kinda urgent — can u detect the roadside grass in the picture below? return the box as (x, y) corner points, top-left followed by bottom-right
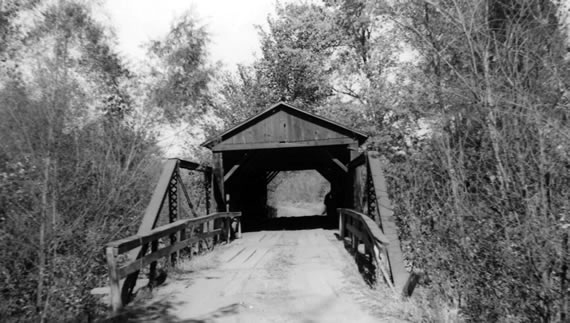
(342, 261), (463, 322)
(371, 286), (463, 323)
(339, 241), (463, 323)
(174, 246), (223, 274)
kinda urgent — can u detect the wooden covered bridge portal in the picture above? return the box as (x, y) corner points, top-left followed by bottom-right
(201, 102), (367, 230)
(104, 102), (418, 316)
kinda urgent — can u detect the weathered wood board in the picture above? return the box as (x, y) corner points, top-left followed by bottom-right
(224, 110), (345, 145)
(203, 103), (367, 152)
(367, 153), (410, 292)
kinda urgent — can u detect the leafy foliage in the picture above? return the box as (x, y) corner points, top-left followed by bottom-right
(0, 1), (160, 321)
(381, 0), (569, 321)
(147, 12), (215, 122)
(215, 2), (340, 124)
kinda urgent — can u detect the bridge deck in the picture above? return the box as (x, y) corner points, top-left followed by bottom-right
(138, 229), (393, 322)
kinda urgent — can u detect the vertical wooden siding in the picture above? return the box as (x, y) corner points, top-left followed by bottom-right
(224, 110), (346, 145)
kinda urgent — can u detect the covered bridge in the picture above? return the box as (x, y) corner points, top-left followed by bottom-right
(201, 102), (367, 230)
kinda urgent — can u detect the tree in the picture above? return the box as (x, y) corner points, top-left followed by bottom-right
(214, 64), (274, 126)
(383, 0), (569, 321)
(213, 2), (343, 132)
(146, 12), (216, 123)
(323, 0), (411, 130)
(255, 2), (339, 111)
(0, 1), (160, 321)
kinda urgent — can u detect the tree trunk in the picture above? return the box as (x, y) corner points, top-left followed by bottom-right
(561, 231), (568, 323)
(37, 155), (50, 320)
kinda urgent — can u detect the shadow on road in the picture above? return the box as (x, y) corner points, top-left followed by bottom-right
(100, 299), (242, 323)
(243, 215), (337, 232)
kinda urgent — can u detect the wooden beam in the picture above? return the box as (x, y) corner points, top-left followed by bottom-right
(121, 160), (178, 305)
(121, 158), (178, 299)
(338, 208), (397, 293)
(338, 208), (390, 245)
(402, 272), (422, 297)
(118, 230), (221, 278)
(137, 159), (178, 235)
(178, 159), (211, 172)
(223, 152), (252, 183)
(212, 138), (356, 152)
(318, 148), (348, 173)
(348, 144), (363, 210)
(107, 212), (242, 254)
(331, 157), (348, 173)
(106, 247), (121, 314)
(224, 164), (240, 182)
(109, 219), (189, 254)
(212, 152), (225, 212)
(348, 152), (365, 169)
(367, 152), (409, 294)
(346, 223), (373, 248)
(265, 170), (279, 184)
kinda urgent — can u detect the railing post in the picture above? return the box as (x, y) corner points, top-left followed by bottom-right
(178, 227), (186, 260)
(338, 210), (345, 238)
(225, 194), (230, 212)
(188, 225), (194, 259)
(211, 219), (216, 249)
(373, 245), (395, 291)
(202, 220), (208, 250)
(149, 240), (158, 285)
(204, 170), (211, 214)
(365, 244), (372, 262)
(105, 246), (122, 314)
(225, 217), (231, 243)
(351, 230), (357, 253)
(236, 217), (242, 239)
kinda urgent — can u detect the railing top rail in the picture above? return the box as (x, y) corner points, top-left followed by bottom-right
(107, 212), (241, 253)
(338, 208), (390, 245)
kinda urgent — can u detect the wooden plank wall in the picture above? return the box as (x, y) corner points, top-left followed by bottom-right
(224, 110), (346, 145)
(212, 152), (225, 212)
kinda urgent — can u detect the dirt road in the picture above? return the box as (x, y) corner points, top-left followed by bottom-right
(143, 228), (386, 322)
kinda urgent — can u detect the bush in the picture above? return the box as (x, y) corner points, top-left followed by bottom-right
(384, 106), (568, 321)
(0, 117), (160, 321)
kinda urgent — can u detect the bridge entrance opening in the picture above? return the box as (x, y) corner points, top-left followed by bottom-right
(267, 170), (329, 217)
(201, 102), (367, 232)
(256, 170), (331, 231)
(106, 103), (416, 314)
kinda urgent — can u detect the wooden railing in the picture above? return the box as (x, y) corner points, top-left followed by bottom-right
(104, 158), (237, 314)
(105, 211), (241, 313)
(338, 208), (394, 289)
(345, 151), (420, 297)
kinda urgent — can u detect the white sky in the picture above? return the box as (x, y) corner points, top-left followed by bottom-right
(102, 0), (294, 156)
(104, 0), (570, 70)
(103, 0), (284, 70)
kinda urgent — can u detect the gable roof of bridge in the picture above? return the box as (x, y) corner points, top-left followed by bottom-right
(201, 102), (367, 151)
